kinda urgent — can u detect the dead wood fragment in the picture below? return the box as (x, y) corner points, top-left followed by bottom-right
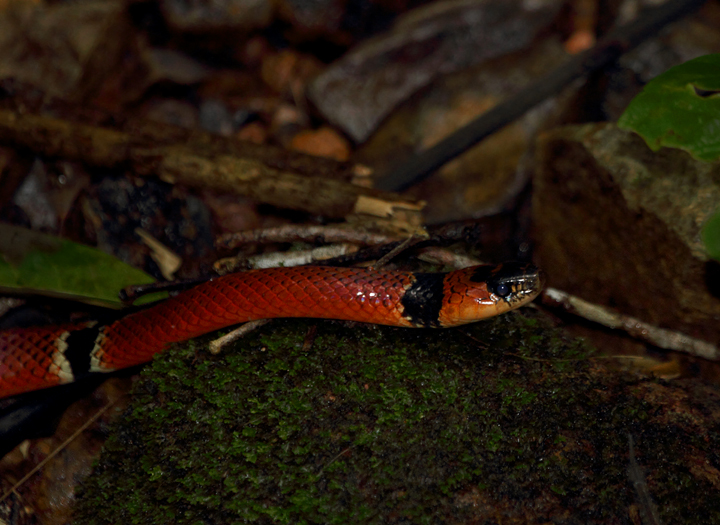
(0, 110), (130, 167)
(121, 118), (360, 181)
(543, 287), (719, 361)
(133, 145), (412, 218)
(217, 225), (399, 250)
(348, 195), (427, 235)
(0, 107), (419, 218)
(134, 228), (182, 281)
(208, 320), (270, 355)
(214, 244), (357, 275)
(219, 218), (511, 267)
(0, 78), (360, 182)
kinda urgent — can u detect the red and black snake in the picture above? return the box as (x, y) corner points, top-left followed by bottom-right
(0, 262), (543, 399)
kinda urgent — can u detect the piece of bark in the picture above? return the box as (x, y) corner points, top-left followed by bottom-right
(132, 144), (416, 218)
(308, 0), (561, 142)
(0, 107), (416, 219)
(0, 78), (360, 182)
(216, 244), (358, 274)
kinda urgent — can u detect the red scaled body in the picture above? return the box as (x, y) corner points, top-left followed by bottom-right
(94, 266), (415, 371)
(0, 264), (543, 398)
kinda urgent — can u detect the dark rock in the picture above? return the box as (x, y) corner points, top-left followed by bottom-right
(533, 123), (720, 344)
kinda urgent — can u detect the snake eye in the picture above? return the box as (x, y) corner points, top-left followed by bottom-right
(494, 282), (510, 297)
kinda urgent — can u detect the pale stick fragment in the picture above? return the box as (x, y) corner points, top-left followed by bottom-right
(543, 287), (719, 361)
(352, 194), (425, 218)
(350, 164), (374, 187)
(214, 244), (357, 275)
(627, 434), (663, 525)
(135, 228), (182, 280)
(208, 320), (270, 355)
(351, 195), (426, 235)
(247, 245), (357, 269)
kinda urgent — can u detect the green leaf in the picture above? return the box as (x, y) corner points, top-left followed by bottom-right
(618, 54), (720, 161)
(702, 209), (720, 262)
(0, 224), (165, 308)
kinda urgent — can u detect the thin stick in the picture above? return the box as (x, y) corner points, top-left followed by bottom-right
(217, 225), (398, 250)
(373, 234), (427, 269)
(208, 320), (271, 355)
(0, 397), (120, 503)
(214, 244), (357, 275)
(542, 287), (719, 361)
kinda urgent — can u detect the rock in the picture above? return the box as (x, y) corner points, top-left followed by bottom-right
(260, 49), (323, 98)
(234, 121), (267, 144)
(290, 126), (350, 161)
(533, 123), (720, 344)
(143, 48), (212, 86)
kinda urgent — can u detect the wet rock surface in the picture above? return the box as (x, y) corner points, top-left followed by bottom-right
(72, 317), (720, 524)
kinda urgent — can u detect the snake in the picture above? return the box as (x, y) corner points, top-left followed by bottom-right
(0, 262), (543, 399)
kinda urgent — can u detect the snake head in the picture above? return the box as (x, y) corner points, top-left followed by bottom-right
(438, 262), (545, 327)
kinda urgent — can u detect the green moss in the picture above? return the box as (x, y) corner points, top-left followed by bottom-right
(74, 313), (720, 524)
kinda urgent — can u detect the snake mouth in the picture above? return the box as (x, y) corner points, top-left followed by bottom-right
(521, 265), (545, 299)
(536, 269), (547, 293)
(520, 268), (545, 304)
(481, 262), (544, 304)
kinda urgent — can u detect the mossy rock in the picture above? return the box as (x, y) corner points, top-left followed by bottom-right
(74, 314), (720, 524)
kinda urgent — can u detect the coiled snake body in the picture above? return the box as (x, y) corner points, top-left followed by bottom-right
(0, 262), (543, 399)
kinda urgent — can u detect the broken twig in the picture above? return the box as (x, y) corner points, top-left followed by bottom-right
(214, 244), (358, 274)
(208, 320), (271, 354)
(0, 107), (420, 218)
(543, 287), (719, 361)
(216, 225), (399, 250)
